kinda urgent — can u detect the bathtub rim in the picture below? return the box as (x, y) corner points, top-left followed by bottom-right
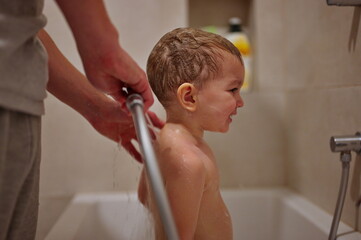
(45, 187), (361, 240)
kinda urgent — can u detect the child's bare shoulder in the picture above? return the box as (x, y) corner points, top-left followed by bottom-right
(157, 123), (207, 171)
(158, 124), (194, 146)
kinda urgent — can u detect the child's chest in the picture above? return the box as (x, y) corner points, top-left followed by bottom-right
(199, 145), (220, 191)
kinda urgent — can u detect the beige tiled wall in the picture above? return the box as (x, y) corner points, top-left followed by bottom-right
(282, 1), (361, 228)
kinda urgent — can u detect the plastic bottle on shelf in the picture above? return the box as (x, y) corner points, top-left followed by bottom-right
(225, 17), (252, 92)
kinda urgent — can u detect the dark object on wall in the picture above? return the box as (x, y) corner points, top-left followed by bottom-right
(327, 0), (361, 6)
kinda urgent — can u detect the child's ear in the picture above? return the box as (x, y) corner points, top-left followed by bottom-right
(177, 83), (197, 112)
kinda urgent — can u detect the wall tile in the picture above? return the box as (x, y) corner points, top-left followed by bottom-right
(284, 1), (361, 90)
(253, 0), (285, 91)
(286, 86), (361, 227)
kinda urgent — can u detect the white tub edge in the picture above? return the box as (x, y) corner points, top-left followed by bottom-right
(45, 188), (361, 240)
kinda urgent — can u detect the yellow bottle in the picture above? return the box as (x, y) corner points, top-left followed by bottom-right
(225, 17), (252, 92)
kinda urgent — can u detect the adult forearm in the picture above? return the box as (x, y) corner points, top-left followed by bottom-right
(37, 29), (159, 157)
(53, 0), (154, 110)
(55, 0), (119, 54)
(38, 29), (111, 120)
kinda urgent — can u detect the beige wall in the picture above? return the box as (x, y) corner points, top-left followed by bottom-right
(249, 0), (361, 229)
(282, 1), (361, 228)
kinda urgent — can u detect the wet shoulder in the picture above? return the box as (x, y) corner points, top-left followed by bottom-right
(157, 123), (196, 149)
(156, 123), (206, 169)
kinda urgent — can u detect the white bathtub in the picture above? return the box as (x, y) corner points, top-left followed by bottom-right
(45, 188), (361, 240)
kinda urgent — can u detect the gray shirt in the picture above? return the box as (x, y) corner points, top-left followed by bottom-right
(0, 0), (48, 116)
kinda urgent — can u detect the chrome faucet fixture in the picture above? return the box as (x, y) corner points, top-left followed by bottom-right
(329, 132), (361, 240)
(330, 132), (361, 154)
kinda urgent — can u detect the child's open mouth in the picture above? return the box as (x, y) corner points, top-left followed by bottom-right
(229, 112), (237, 122)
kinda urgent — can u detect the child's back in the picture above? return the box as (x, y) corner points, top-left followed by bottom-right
(138, 123), (232, 240)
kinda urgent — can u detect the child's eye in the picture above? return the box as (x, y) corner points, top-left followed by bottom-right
(229, 88), (238, 93)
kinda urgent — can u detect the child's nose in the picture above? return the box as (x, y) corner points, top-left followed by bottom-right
(236, 94), (244, 108)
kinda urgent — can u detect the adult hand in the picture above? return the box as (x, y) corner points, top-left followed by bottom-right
(55, 0), (154, 111)
(86, 98), (164, 163)
(85, 44), (153, 112)
(40, 29), (164, 163)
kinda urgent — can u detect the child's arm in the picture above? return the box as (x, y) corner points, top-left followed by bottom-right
(163, 151), (206, 240)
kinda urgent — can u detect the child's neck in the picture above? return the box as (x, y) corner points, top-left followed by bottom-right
(166, 111), (204, 140)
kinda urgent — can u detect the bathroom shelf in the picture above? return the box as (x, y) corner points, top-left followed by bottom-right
(188, 0), (252, 30)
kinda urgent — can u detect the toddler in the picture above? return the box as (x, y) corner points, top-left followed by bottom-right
(138, 27), (244, 240)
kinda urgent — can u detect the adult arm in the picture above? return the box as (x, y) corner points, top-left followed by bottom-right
(54, 0), (154, 110)
(38, 29), (163, 162)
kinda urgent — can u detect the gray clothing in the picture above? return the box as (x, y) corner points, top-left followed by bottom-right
(0, 0), (47, 239)
(0, 0), (48, 116)
(0, 107), (41, 240)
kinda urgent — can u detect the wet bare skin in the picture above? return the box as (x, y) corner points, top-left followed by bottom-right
(138, 123), (232, 240)
(138, 52), (244, 240)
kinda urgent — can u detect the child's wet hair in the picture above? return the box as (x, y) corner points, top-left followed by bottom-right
(146, 27), (242, 107)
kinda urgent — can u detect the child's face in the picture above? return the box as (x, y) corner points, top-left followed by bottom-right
(196, 52), (244, 133)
